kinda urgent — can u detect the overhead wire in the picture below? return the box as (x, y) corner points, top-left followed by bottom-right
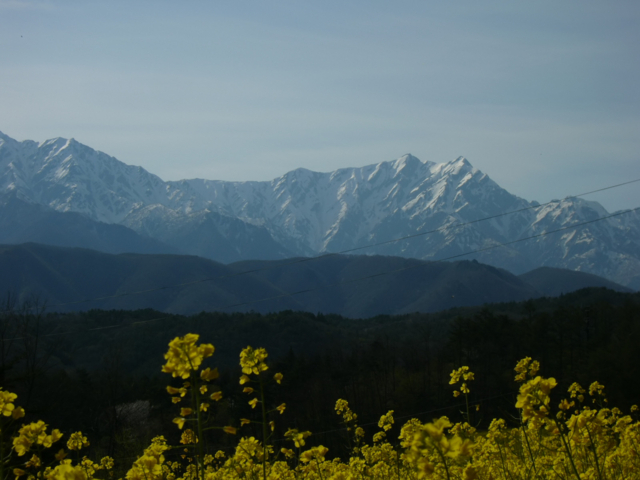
(4, 176), (639, 315)
(5, 204), (639, 342)
(113, 389), (519, 459)
(277, 390), (519, 442)
(2, 177), (637, 456)
(215, 206), (640, 311)
(1, 189), (637, 445)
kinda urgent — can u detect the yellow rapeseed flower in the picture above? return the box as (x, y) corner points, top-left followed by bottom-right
(516, 376), (557, 423)
(100, 456), (114, 470)
(173, 417), (186, 429)
(281, 448), (295, 459)
(66, 431), (89, 451)
(25, 454), (41, 468)
(514, 357), (540, 382)
(378, 410), (394, 431)
(200, 367), (219, 382)
(162, 334), (214, 379)
(559, 399), (575, 411)
(285, 429), (311, 448)
(46, 462), (88, 480)
(424, 417), (452, 441)
(239, 346), (269, 375)
(335, 399), (357, 423)
(450, 367), (474, 396)
(180, 429), (198, 445)
(450, 366), (473, 385)
(0, 389), (18, 416)
(300, 445), (328, 463)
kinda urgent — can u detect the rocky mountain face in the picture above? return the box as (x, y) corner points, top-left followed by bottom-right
(1, 130), (638, 287)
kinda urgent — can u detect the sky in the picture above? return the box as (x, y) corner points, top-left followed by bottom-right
(1, 0), (639, 212)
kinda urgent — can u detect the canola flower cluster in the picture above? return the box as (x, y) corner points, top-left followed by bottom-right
(1, 336), (639, 480)
(0, 388), (112, 480)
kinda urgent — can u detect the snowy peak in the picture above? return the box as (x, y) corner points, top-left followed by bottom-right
(0, 131), (638, 287)
(0, 132), (527, 247)
(0, 133), (169, 223)
(430, 156), (474, 178)
(0, 131), (16, 143)
(391, 153), (424, 175)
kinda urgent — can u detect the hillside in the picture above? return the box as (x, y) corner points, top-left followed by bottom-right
(0, 243), (632, 318)
(519, 266), (633, 296)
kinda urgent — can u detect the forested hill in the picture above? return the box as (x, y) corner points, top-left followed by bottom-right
(0, 242), (632, 317)
(20, 286), (638, 375)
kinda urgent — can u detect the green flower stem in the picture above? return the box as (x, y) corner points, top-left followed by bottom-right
(260, 376), (268, 480)
(520, 425), (539, 479)
(464, 391), (470, 426)
(496, 443), (514, 480)
(191, 371), (205, 480)
(556, 426), (581, 480)
(585, 426), (603, 480)
(314, 457), (325, 480)
(1, 421), (5, 480)
(553, 416), (582, 480)
(431, 442), (451, 480)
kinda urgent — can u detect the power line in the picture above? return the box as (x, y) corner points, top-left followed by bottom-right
(6, 205), (639, 343)
(268, 390), (519, 445)
(5, 177), (639, 315)
(335, 177), (640, 256)
(206, 206), (640, 311)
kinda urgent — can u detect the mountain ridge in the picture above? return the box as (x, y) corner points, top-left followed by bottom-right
(0, 243), (632, 318)
(1, 131), (639, 286)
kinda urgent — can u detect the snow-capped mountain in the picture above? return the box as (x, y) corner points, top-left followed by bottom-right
(0, 131), (169, 223)
(1, 130), (638, 287)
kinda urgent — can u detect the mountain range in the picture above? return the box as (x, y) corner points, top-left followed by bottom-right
(1, 130), (639, 288)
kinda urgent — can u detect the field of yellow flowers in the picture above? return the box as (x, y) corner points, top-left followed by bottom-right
(2, 333), (639, 480)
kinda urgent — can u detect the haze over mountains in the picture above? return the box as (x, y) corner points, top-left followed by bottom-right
(0, 243), (631, 317)
(1, 131), (639, 289)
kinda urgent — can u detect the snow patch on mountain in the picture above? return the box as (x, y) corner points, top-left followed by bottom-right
(1, 131), (639, 286)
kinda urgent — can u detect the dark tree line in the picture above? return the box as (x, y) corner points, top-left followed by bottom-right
(1, 288), (639, 468)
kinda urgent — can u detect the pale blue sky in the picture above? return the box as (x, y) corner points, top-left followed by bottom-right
(1, 0), (639, 211)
